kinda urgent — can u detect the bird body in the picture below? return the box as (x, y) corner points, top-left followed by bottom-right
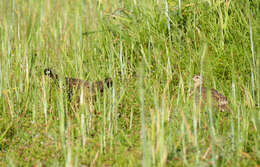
(44, 68), (112, 103)
(192, 75), (229, 111)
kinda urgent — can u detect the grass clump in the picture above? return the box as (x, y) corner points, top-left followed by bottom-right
(0, 0), (259, 166)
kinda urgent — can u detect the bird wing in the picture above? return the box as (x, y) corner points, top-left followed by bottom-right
(210, 88), (228, 105)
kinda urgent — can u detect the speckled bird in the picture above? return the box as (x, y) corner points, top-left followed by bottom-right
(191, 75), (229, 111)
(44, 68), (112, 103)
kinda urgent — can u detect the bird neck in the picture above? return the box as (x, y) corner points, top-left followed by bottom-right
(50, 73), (59, 80)
(194, 81), (202, 88)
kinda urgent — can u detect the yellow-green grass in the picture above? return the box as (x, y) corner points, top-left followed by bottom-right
(0, 0), (259, 166)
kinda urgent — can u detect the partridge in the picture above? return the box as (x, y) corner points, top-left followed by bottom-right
(191, 75), (229, 111)
(44, 68), (112, 103)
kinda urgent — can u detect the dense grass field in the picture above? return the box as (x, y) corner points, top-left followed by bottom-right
(0, 0), (259, 166)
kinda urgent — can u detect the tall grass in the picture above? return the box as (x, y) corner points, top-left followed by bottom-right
(0, 0), (259, 166)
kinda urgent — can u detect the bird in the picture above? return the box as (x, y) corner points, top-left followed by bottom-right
(44, 68), (112, 104)
(190, 75), (229, 111)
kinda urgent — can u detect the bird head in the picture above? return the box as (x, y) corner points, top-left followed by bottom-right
(193, 75), (202, 87)
(44, 68), (53, 76)
(44, 68), (58, 79)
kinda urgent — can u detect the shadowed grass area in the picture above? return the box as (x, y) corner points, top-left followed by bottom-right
(0, 0), (259, 166)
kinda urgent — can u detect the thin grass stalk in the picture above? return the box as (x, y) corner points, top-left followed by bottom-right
(81, 113), (86, 147)
(193, 101), (200, 163)
(120, 41), (125, 79)
(58, 80), (66, 151)
(199, 43), (207, 130)
(249, 19), (256, 100)
(139, 65), (151, 167)
(178, 0), (181, 14)
(181, 111), (188, 165)
(0, 63), (2, 100)
(164, 0), (171, 38)
(130, 108), (133, 129)
(231, 82), (236, 151)
(32, 103), (36, 124)
(208, 96), (216, 167)
(159, 100), (167, 167)
(237, 103), (241, 150)
(113, 80), (117, 132)
(102, 91), (108, 153)
(153, 90), (159, 165)
(66, 120), (72, 167)
(42, 77), (48, 125)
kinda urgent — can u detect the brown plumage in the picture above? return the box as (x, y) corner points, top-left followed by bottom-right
(44, 68), (112, 103)
(191, 75), (229, 111)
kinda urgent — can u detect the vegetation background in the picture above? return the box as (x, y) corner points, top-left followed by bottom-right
(0, 0), (259, 166)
